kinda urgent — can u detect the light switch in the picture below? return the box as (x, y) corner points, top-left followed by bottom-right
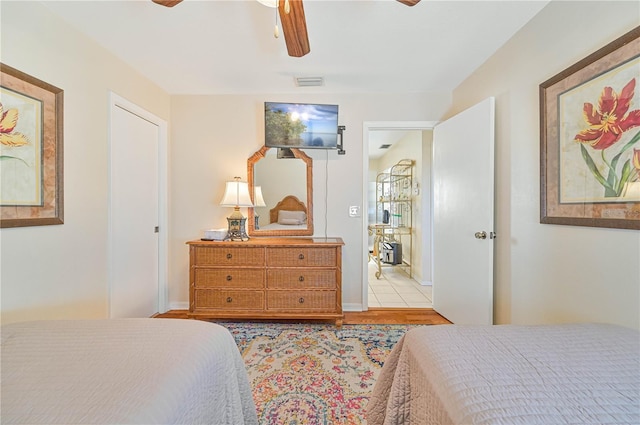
(349, 206), (360, 217)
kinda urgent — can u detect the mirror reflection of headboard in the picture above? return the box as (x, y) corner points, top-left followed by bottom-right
(247, 147), (313, 236)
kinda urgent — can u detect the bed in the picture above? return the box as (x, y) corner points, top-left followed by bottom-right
(1, 318), (258, 425)
(367, 323), (640, 425)
(259, 194), (308, 230)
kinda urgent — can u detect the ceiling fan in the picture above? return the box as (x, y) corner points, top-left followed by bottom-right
(152, 0), (420, 58)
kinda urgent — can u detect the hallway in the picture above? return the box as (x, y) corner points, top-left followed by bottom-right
(367, 262), (432, 308)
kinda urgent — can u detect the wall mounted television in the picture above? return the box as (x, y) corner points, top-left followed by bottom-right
(264, 102), (339, 149)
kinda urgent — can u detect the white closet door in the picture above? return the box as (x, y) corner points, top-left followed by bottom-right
(110, 105), (159, 318)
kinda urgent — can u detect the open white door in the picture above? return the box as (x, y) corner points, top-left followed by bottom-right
(432, 97), (495, 324)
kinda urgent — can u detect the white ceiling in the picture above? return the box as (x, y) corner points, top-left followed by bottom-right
(369, 130), (412, 159)
(39, 0), (548, 156)
(40, 0), (549, 95)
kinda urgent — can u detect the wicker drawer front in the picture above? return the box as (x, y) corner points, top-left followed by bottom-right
(267, 247), (336, 267)
(267, 269), (336, 289)
(194, 289), (264, 310)
(194, 247), (264, 266)
(267, 290), (336, 310)
(194, 268), (264, 289)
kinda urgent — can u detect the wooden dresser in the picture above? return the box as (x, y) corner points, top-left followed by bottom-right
(187, 237), (344, 326)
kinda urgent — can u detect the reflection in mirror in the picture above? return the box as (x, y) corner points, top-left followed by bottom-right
(247, 147), (313, 236)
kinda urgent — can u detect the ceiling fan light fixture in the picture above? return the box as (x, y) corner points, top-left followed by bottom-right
(257, 0), (277, 8)
(151, 0), (183, 7)
(294, 76), (324, 87)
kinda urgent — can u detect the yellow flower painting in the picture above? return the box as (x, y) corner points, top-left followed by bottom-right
(0, 88), (42, 206)
(0, 101), (31, 148)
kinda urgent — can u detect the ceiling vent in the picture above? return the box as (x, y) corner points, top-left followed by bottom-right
(379, 144), (392, 149)
(294, 76), (324, 87)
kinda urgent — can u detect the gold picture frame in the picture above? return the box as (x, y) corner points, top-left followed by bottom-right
(540, 26), (640, 230)
(0, 64), (63, 228)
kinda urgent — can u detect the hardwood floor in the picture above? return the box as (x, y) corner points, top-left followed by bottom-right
(154, 308), (451, 325)
(345, 308), (450, 325)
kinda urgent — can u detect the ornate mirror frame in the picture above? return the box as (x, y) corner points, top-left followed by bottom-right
(247, 146), (313, 237)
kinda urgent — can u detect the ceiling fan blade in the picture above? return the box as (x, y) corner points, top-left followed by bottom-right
(397, 0), (421, 6)
(152, 0), (183, 7)
(278, 0), (310, 58)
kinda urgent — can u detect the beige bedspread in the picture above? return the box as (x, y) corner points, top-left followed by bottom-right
(1, 319), (258, 425)
(367, 323), (640, 425)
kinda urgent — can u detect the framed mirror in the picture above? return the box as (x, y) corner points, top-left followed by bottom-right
(247, 146), (313, 237)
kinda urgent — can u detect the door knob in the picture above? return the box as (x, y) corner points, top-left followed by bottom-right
(474, 231), (487, 239)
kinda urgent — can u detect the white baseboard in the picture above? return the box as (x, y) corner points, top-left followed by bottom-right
(169, 301), (189, 311)
(343, 303), (364, 312)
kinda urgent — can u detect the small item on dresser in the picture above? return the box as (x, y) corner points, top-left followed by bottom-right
(202, 229), (227, 241)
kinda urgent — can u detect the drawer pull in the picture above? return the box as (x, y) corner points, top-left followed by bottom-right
(298, 297), (305, 304)
(226, 275), (233, 281)
(226, 253), (232, 260)
(298, 276), (305, 282)
(226, 297), (233, 303)
(298, 253), (305, 260)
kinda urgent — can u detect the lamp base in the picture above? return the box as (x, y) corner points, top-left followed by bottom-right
(224, 216), (249, 241)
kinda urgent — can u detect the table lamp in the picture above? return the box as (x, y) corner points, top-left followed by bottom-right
(220, 177), (253, 241)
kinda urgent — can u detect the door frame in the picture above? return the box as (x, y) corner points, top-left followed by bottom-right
(362, 121), (438, 311)
(108, 92), (169, 315)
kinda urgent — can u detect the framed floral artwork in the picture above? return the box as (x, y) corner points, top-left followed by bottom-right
(540, 26), (640, 230)
(0, 64), (63, 228)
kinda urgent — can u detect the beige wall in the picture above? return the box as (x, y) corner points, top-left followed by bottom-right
(0, 2), (170, 323)
(447, 1), (640, 328)
(168, 95), (450, 309)
(420, 131), (433, 285)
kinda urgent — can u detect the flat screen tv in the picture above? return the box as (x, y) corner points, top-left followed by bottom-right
(265, 102), (339, 149)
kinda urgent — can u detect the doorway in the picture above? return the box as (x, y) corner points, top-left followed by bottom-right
(108, 93), (168, 318)
(362, 99), (495, 323)
(362, 121), (437, 310)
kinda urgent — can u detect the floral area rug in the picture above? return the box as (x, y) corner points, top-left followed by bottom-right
(217, 322), (418, 425)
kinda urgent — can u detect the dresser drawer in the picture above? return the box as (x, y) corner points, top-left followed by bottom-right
(194, 268), (264, 289)
(267, 290), (336, 310)
(266, 247), (336, 267)
(193, 247), (265, 266)
(187, 238), (344, 325)
(194, 289), (264, 310)
(267, 269), (336, 289)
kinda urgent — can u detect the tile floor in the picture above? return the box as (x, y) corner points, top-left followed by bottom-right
(367, 261), (433, 308)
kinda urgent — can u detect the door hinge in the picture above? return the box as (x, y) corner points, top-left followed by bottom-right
(154, 226), (159, 233)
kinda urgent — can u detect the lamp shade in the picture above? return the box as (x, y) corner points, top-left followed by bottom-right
(220, 178), (254, 207)
(253, 186), (267, 207)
